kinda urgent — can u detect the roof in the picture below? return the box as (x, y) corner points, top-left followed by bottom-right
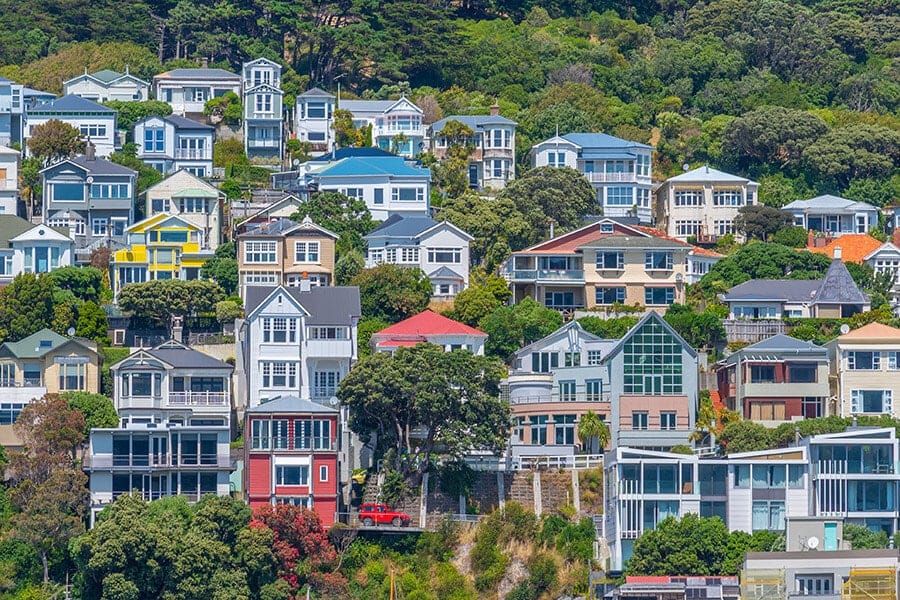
(244, 286), (361, 325)
(298, 87), (334, 98)
(0, 215), (40, 248)
(783, 194), (878, 213)
(163, 114), (214, 130)
(171, 188), (218, 199)
(366, 214), (437, 238)
(90, 69), (124, 83)
(30, 94), (114, 113)
(428, 266), (465, 280)
(807, 234), (883, 264)
(66, 156), (137, 176)
(0, 328), (83, 359)
(373, 310), (487, 339)
(155, 68), (240, 80)
(812, 258), (869, 305)
(0, 145), (18, 155)
(664, 165), (755, 184)
(317, 156), (430, 178)
(578, 235), (685, 250)
(865, 241), (900, 261)
(838, 322), (900, 342)
(561, 132), (652, 150)
(723, 279), (821, 302)
(307, 147), (396, 163)
(513, 320), (611, 358)
(139, 340), (231, 370)
(431, 114), (517, 133)
(339, 99), (398, 112)
(631, 225), (724, 258)
(246, 395), (338, 414)
(241, 216), (338, 239)
(724, 334), (826, 365)
(602, 311), (698, 361)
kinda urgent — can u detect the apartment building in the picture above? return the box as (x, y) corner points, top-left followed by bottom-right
(827, 322), (900, 418)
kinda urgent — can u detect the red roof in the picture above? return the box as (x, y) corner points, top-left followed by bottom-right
(626, 576), (674, 584)
(807, 234), (883, 264)
(374, 310), (487, 338)
(632, 225), (724, 258)
(375, 339), (426, 348)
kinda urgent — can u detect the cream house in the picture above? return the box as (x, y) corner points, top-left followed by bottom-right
(827, 322), (900, 418)
(144, 170), (223, 250)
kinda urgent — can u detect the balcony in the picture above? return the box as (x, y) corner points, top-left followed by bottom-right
(509, 269), (584, 282)
(510, 392), (611, 405)
(248, 437), (335, 452)
(584, 172), (638, 184)
(247, 138), (280, 148)
(174, 148), (212, 160)
(84, 453), (231, 469)
(307, 338), (354, 358)
(168, 391), (229, 407)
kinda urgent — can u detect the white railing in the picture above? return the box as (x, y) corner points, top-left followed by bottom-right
(509, 269), (584, 281)
(585, 172), (638, 183)
(168, 391), (228, 406)
(510, 393), (610, 405)
(515, 454), (604, 470)
(174, 148), (211, 160)
(85, 453), (231, 469)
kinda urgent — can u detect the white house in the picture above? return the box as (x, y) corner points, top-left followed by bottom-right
(153, 67), (241, 116)
(370, 310), (487, 355)
(340, 97), (425, 158)
(430, 107), (517, 190)
(62, 68), (150, 102)
(238, 284), (361, 409)
(363, 214), (472, 299)
(133, 114), (214, 178)
(0, 215), (74, 283)
(654, 166), (759, 242)
(242, 58), (283, 160)
(0, 145), (19, 216)
(294, 88), (335, 153)
(865, 230), (900, 315)
(0, 77), (25, 147)
(784, 195), (880, 236)
(25, 95), (118, 157)
(144, 170), (223, 250)
(531, 133), (654, 223)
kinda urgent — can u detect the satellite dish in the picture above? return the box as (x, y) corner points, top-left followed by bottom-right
(840, 324), (851, 334)
(292, 159), (300, 166)
(86, 176), (94, 184)
(682, 163), (690, 172)
(67, 327), (76, 336)
(806, 536), (820, 550)
(329, 396), (339, 406)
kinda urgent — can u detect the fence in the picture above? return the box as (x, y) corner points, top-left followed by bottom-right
(463, 453), (604, 472)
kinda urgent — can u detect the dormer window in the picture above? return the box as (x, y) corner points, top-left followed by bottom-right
(600, 222), (614, 233)
(39, 340), (52, 348)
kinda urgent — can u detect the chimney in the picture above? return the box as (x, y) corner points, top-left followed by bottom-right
(171, 316), (183, 344)
(807, 229), (814, 248)
(84, 139), (96, 161)
(834, 246), (842, 260)
(490, 101), (499, 117)
(893, 228), (900, 248)
(299, 271), (311, 292)
(201, 57), (209, 69)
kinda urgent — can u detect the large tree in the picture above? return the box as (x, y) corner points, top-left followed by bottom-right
(498, 166), (597, 237)
(479, 298), (563, 360)
(116, 279), (225, 330)
(0, 273), (56, 343)
(721, 106), (827, 172)
(290, 191), (375, 258)
(62, 391), (119, 438)
(350, 264), (432, 323)
(439, 192), (533, 271)
(49, 266), (106, 303)
(338, 344), (509, 478)
(734, 204), (794, 241)
(26, 119), (85, 164)
(199, 242), (238, 296)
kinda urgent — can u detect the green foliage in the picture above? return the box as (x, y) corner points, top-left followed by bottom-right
(48, 266), (106, 304)
(356, 316), (391, 358)
(0, 274), (56, 343)
(470, 503), (537, 593)
(334, 250), (365, 286)
(718, 420), (775, 453)
(290, 191), (375, 258)
(116, 280), (226, 329)
(663, 304), (726, 350)
(214, 300), (243, 325)
(75, 301), (109, 344)
(107, 144), (163, 204)
(773, 226), (810, 248)
(201, 245), (239, 296)
(440, 192), (532, 271)
(203, 92), (242, 126)
(734, 205), (794, 241)
(577, 315), (639, 339)
(61, 391), (118, 437)
(103, 100), (173, 133)
(498, 166), (597, 237)
(350, 264), (431, 323)
(213, 139), (248, 169)
(843, 523), (889, 550)
(479, 298), (563, 360)
(669, 445), (695, 455)
(26, 120), (84, 164)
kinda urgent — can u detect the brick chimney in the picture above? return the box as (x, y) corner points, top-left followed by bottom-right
(807, 229), (814, 248)
(201, 57), (209, 69)
(834, 246), (842, 260)
(893, 229), (900, 248)
(490, 101), (500, 117)
(84, 139), (96, 161)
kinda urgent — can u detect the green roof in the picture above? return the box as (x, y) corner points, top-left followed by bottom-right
(0, 215), (38, 248)
(171, 188), (218, 199)
(1, 329), (70, 359)
(91, 69), (123, 84)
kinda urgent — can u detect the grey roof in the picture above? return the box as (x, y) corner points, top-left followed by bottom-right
(813, 258), (870, 305)
(340, 99), (400, 113)
(145, 341), (232, 370)
(431, 114), (517, 133)
(67, 156), (137, 176)
(723, 279), (821, 303)
(31, 94), (114, 113)
(90, 69), (124, 84)
(247, 395), (338, 414)
(665, 165), (755, 184)
(0, 215), (40, 248)
(783, 195), (879, 213)
(245, 286), (361, 325)
(156, 68), (240, 80)
(561, 132), (652, 150)
(428, 266), (464, 280)
(240, 216), (338, 239)
(365, 214), (438, 238)
(299, 87), (334, 98)
(164, 114), (214, 130)
(578, 236), (684, 250)
(724, 334), (826, 365)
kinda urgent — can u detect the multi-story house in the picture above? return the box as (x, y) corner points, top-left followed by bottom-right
(826, 322), (900, 419)
(864, 230), (900, 316)
(144, 170), (223, 250)
(22, 87), (55, 110)
(654, 166), (759, 242)
(153, 67), (242, 117)
(313, 155), (431, 220)
(0, 216), (74, 283)
(233, 194), (303, 235)
(294, 87), (335, 153)
(430, 107), (517, 190)
(238, 284), (360, 409)
(0, 328), (100, 446)
(531, 133), (653, 223)
(236, 217), (337, 295)
(502, 218), (722, 311)
(370, 310), (487, 355)
(716, 335), (831, 422)
(109, 213), (215, 296)
(337, 97), (425, 158)
(784, 195), (880, 236)
(363, 214), (472, 299)
(86, 340), (234, 524)
(133, 115), (215, 177)
(25, 95), (118, 157)
(242, 58), (283, 160)
(244, 395), (340, 523)
(40, 151), (137, 257)
(0, 145), (19, 215)
(0, 77), (25, 147)
(63, 68), (150, 102)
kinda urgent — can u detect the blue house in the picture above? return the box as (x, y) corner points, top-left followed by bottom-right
(0, 77), (25, 147)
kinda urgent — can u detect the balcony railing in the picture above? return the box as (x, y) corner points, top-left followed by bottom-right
(510, 269), (584, 281)
(510, 393), (610, 405)
(85, 453), (231, 469)
(174, 148), (211, 160)
(584, 172), (638, 183)
(247, 139), (280, 147)
(168, 392), (229, 407)
(248, 437), (335, 451)
(312, 388), (338, 400)
(0, 378), (43, 388)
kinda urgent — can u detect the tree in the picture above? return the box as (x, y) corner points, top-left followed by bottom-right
(116, 280), (226, 330)
(62, 391), (119, 437)
(200, 243), (238, 296)
(804, 125), (900, 190)
(718, 420), (774, 453)
(350, 264), (432, 323)
(627, 514), (731, 575)
(843, 523), (889, 550)
(577, 411), (610, 454)
(334, 250), (364, 286)
(498, 166), (597, 237)
(432, 120), (476, 198)
(772, 226), (809, 248)
(0, 273), (55, 342)
(577, 316), (639, 338)
(440, 192), (533, 270)
(213, 138), (248, 168)
(479, 298), (563, 359)
(721, 106), (827, 172)
(338, 344), (509, 479)
(663, 304), (725, 350)
(48, 266), (106, 303)
(734, 205), (794, 241)
(103, 100), (173, 132)
(290, 191), (375, 258)
(215, 300), (243, 325)
(332, 109), (357, 148)
(451, 285), (502, 327)
(75, 301), (110, 344)
(203, 91), (242, 126)
(357, 316), (391, 358)
(26, 119), (85, 164)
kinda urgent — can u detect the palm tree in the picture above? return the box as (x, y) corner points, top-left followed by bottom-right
(578, 411), (610, 454)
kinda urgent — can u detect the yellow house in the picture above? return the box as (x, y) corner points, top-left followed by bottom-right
(111, 213), (215, 296)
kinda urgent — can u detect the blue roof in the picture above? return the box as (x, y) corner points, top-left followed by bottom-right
(31, 94), (114, 113)
(308, 147), (396, 163)
(561, 132), (652, 150)
(431, 114), (517, 133)
(580, 151), (639, 160)
(366, 214), (438, 238)
(317, 156), (430, 178)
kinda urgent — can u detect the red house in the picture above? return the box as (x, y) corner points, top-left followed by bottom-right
(244, 395), (340, 525)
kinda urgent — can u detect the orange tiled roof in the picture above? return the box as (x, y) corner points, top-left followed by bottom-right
(807, 234), (883, 264)
(839, 322), (900, 341)
(517, 221), (723, 257)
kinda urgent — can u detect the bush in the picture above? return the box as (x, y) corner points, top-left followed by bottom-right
(379, 469), (412, 505)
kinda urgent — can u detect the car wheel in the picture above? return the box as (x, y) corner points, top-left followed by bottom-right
(363, 517), (374, 526)
(392, 517), (402, 527)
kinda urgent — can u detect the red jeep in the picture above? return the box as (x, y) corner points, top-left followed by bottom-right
(359, 502), (411, 527)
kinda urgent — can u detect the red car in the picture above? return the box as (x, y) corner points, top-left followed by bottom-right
(359, 502), (411, 527)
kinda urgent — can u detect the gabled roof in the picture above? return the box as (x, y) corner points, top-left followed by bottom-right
(0, 145), (18, 155)
(513, 320), (610, 359)
(807, 234), (883, 264)
(0, 328), (92, 359)
(30, 94), (115, 113)
(145, 169), (218, 196)
(561, 132), (652, 150)
(431, 114), (517, 133)
(307, 147), (395, 163)
(602, 311), (698, 361)
(664, 165), (755, 184)
(234, 195), (303, 230)
(298, 87), (334, 99)
(812, 258), (869, 305)
(113, 340), (232, 371)
(65, 69), (149, 87)
(364, 214), (473, 241)
(155, 68), (240, 81)
(340, 97), (422, 115)
(428, 266), (465, 280)
(373, 310), (486, 339)
(0, 215), (42, 248)
(838, 322), (900, 342)
(723, 334), (826, 365)
(90, 69), (125, 84)
(125, 212), (198, 233)
(241, 216), (338, 240)
(40, 155), (137, 177)
(9, 223), (72, 244)
(163, 114), (214, 130)
(783, 195), (878, 213)
(246, 395), (338, 415)
(244, 286), (361, 325)
(864, 242), (900, 262)
(723, 279), (821, 303)
(317, 156), (430, 178)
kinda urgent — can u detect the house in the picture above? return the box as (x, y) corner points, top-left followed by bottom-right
(716, 335), (831, 422)
(864, 230), (900, 316)
(86, 340), (234, 523)
(236, 217), (337, 295)
(363, 214), (472, 299)
(369, 310), (487, 355)
(243, 395), (340, 523)
(313, 155), (431, 220)
(654, 166), (759, 242)
(293, 88), (335, 152)
(502, 218), (722, 311)
(0, 145), (19, 215)
(340, 97), (426, 158)
(233, 194), (303, 235)
(531, 133), (653, 223)
(0, 216), (74, 283)
(238, 284), (360, 409)
(153, 67), (242, 116)
(784, 195), (880, 236)
(614, 577), (739, 600)
(133, 115), (215, 177)
(25, 95), (118, 157)
(144, 170), (223, 249)
(0, 77), (25, 147)
(807, 232), (884, 265)
(430, 106), (517, 190)
(62, 68), (150, 102)
(22, 87), (55, 109)
(40, 152), (137, 257)
(269, 147), (400, 195)
(242, 58), (283, 160)
(0, 328), (101, 447)
(109, 213), (215, 297)
(826, 322), (900, 419)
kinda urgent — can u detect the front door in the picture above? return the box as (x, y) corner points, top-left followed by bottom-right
(468, 163), (479, 188)
(824, 522), (838, 550)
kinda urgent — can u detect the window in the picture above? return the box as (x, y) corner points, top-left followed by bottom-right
(750, 365), (776, 383)
(606, 186), (633, 206)
(714, 220), (734, 236)
(595, 251), (624, 270)
(340, 188), (363, 201)
(179, 198), (206, 213)
(675, 220), (701, 237)
(295, 241), (320, 263)
(547, 152), (566, 167)
(262, 318), (297, 343)
(789, 464), (804, 488)
(320, 465), (329, 482)
(851, 390), (893, 414)
(255, 93), (273, 113)
(427, 248), (460, 263)
(700, 501), (727, 524)
(585, 379), (602, 402)
(531, 352), (559, 373)
(886, 352), (899, 370)
(596, 287), (625, 305)
(787, 363), (817, 383)
(660, 412), (676, 430)
(644, 287), (675, 305)
(752, 464), (786, 488)
(632, 412), (649, 430)
(262, 362), (297, 388)
(399, 247), (418, 263)
(373, 189), (383, 204)
(564, 352), (580, 367)
(276, 465), (309, 486)
(270, 420), (289, 449)
(52, 183), (83, 202)
(554, 414), (576, 445)
(151, 199), (170, 213)
(92, 218), (108, 237)
(623, 319), (683, 394)
(795, 576), (833, 596)
(848, 351), (880, 370)
(307, 102), (326, 119)
(144, 127), (164, 152)
(559, 380), (576, 402)
(752, 500), (785, 531)
(79, 124), (107, 138)
(734, 465), (750, 488)
(587, 351), (602, 365)
(674, 190), (702, 206)
(59, 362), (86, 391)
(713, 190), (743, 206)
(391, 187), (424, 202)
(529, 415), (547, 445)
(636, 154), (650, 176)
(244, 241), (277, 263)
(645, 252), (673, 271)
(313, 371), (340, 398)
(309, 327), (348, 340)
(750, 402), (786, 421)
(492, 159), (504, 178)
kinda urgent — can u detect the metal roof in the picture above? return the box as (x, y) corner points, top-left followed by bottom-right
(723, 279), (821, 302)
(431, 114), (517, 133)
(156, 68), (240, 80)
(247, 395), (339, 414)
(30, 94), (115, 113)
(244, 286), (361, 325)
(317, 156), (430, 178)
(561, 132), (652, 150)
(664, 165), (755, 184)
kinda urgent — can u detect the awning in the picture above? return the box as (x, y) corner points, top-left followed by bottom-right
(171, 188), (218, 199)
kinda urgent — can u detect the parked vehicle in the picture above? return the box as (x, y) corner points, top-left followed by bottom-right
(359, 502), (411, 527)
